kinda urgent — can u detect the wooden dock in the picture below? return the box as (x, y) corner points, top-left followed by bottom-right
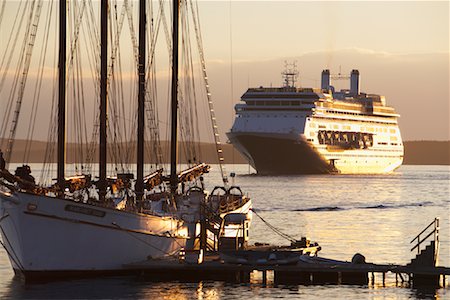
(123, 218), (449, 289)
(125, 255), (450, 288)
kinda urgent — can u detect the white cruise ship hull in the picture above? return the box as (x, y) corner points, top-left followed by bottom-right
(228, 131), (403, 175)
(0, 190), (188, 279)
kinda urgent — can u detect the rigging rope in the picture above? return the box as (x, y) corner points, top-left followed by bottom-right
(0, 1), (27, 94)
(229, 0), (235, 168)
(4, 0), (44, 166)
(23, 1), (55, 163)
(250, 208), (297, 243)
(189, 0), (228, 186)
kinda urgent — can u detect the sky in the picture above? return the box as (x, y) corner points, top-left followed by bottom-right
(201, 1), (449, 59)
(0, 0), (449, 145)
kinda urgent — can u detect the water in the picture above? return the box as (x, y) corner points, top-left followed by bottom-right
(1, 165), (449, 299)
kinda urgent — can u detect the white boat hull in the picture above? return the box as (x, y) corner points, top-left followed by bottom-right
(0, 191), (188, 275)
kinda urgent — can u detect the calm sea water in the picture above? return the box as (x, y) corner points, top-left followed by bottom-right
(0, 164), (449, 299)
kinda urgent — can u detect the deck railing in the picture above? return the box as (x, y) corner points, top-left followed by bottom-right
(410, 217), (440, 256)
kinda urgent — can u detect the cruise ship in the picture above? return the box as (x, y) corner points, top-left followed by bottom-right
(227, 69), (404, 174)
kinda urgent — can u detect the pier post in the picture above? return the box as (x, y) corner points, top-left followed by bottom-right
(398, 273), (405, 283)
(262, 270), (267, 285)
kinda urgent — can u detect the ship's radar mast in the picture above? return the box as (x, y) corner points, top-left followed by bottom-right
(282, 61), (299, 88)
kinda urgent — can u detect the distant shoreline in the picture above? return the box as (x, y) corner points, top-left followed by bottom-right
(1, 139), (449, 165)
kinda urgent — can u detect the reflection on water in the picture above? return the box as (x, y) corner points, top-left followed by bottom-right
(0, 165), (449, 299)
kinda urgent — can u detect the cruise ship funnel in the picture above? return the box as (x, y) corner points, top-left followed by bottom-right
(350, 69), (360, 96)
(321, 69), (330, 90)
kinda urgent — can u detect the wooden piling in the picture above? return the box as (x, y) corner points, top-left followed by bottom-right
(262, 270), (267, 285)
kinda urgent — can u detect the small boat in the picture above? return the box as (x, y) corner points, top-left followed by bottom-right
(219, 238), (321, 266)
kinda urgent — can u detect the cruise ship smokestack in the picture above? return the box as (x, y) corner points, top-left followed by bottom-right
(321, 69), (330, 90)
(350, 69), (360, 95)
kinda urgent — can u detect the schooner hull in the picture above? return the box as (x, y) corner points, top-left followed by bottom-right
(0, 190), (188, 278)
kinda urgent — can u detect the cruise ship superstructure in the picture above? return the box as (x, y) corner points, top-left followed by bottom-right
(227, 69), (404, 174)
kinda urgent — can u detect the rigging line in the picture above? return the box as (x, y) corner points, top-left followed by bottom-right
(250, 208), (297, 243)
(0, 0), (6, 29)
(124, 0), (139, 65)
(107, 1), (122, 172)
(82, 3), (101, 172)
(76, 38), (85, 168)
(41, 16), (59, 184)
(64, 0), (88, 171)
(0, 228), (25, 272)
(159, 0), (172, 163)
(229, 0), (235, 167)
(0, 1), (29, 146)
(0, 1), (26, 91)
(158, 0), (172, 56)
(84, 16), (102, 169)
(145, 3), (164, 169)
(73, 0), (85, 168)
(181, 8), (200, 164)
(115, 3), (128, 171)
(24, 1), (55, 163)
(189, 0), (227, 184)
(122, 0), (140, 167)
(78, 50), (89, 173)
(111, 222), (180, 256)
(186, 22), (202, 163)
(0, 213), (26, 271)
(107, 2), (117, 171)
(115, 4), (128, 171)
(5, 0), (44, 166)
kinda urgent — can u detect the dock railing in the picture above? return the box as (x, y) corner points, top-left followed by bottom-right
(410, 217), (440, 260)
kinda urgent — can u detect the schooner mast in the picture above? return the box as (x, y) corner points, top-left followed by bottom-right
(170, 0), (180, 196)
(99, 0), (108, 201)
(57, 0), (66, 195)
(136, 0), (146, 207)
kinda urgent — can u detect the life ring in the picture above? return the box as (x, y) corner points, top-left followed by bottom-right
(186, 186), (203, 195)
(211, 186), (227, 196)
(227, 186), (243, 196)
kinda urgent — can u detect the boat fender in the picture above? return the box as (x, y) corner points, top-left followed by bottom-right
(268, 253), (277, 261)
(256, 258), (268, 265)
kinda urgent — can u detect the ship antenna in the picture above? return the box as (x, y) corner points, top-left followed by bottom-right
(281, 61), (299, 88)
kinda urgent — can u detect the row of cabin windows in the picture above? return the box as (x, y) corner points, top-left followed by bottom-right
(312, 116), (398, 126)
(244, 100), (314, 106)
(324, 109), (396, 119)
(317, 130), (374, 149)
(311, 122), (397, 134)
